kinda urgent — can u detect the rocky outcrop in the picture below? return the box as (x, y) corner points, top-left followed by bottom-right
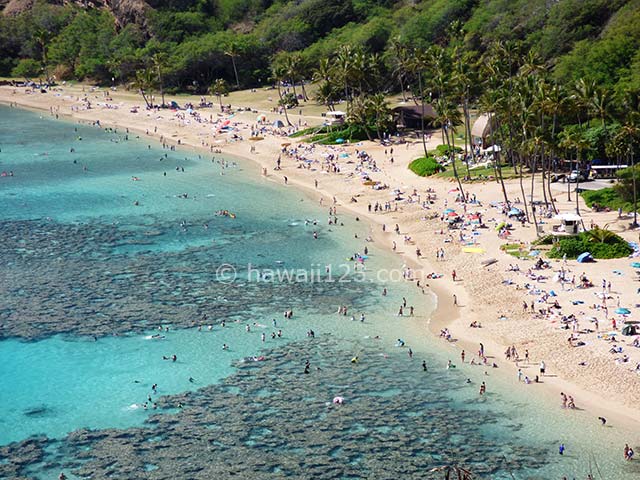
(108, 0), (152, 29)
(1, 0), (153, 31)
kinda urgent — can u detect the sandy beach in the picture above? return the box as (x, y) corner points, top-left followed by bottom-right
(2, 82), (639, 431)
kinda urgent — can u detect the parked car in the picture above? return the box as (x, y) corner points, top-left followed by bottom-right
(567, 170), (586, 183)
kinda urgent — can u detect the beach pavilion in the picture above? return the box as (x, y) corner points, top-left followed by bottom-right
(471, 114), (499, 148)
(393, 104), (436, 129)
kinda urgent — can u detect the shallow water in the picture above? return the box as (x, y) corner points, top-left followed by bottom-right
(0, 105), (638, 479)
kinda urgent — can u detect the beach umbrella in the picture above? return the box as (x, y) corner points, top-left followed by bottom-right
(256, 114), (267, 122)
(443, 208), (455, 214)
(335, 138), (345, 144)
(615, 307), (631, 315)
(576, 252), (593, 263)
(273, 119), (285, 128)
(447, 211), (458, 217)
(508, 208), (522, 216)
(281, 142), (291, 147)
(631, 262), (640, 268)
(249, 136), (264, 141)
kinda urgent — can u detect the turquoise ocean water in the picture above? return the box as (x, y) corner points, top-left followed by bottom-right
(0, 105), (637, 479)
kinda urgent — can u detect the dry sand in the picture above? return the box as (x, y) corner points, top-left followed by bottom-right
(1, 83), (639, 429)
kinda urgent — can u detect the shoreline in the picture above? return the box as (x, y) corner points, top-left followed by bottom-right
(1, 85), (639, 432)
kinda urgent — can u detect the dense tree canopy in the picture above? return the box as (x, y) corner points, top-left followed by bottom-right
(1, 0), (638, 94)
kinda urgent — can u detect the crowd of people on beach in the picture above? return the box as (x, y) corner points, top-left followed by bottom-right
(6, 84), (636, 478)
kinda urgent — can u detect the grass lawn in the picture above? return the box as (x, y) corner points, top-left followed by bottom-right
(581, 187), (635, 212)
(436, 158), (518, 181)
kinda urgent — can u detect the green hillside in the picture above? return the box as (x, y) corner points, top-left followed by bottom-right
(1, 0), (639, 94)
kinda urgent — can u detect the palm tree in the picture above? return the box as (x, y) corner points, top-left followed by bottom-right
(270, 64), (293, 127)
(152, 53), (168, 108)
(334, 45), (356, 108)
(558, 127), (581, 202)
(210, 78), (228, 111)
(134, 67), (156, 109)
(434, 97), (465, 199)
(347, 95), (374, 141)
(388, 36), (411, 102)
(312, 57), (333, 84)
(33, 27), (52, 83)
(367, 93), (393, 141)
(572, 78), (596, 126)
(541, 82), (568, 214)
(451, 48), (477, 179)
(313, 58), (339, 111)
(224, 41), (241, 89)
(591, 87), (613, 128)
(479, 88), (511, 208)
(480, 42), (517, 209)
(407, 48), (430, 159)
(584, 226), (618, 244)
(614, 122), (640, 226)
(573, 132), (592, 215)
(282, 53), (305, 101)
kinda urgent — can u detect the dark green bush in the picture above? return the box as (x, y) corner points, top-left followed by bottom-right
(548, 230), (632, 259)
(408, 156), (444, 177)
(309, 125), (370, 144)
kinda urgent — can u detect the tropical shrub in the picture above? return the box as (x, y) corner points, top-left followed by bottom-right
(409, 156), (444, 177)
(548, 228), (632, 259)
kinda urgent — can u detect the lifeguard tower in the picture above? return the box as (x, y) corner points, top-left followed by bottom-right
(553, 212), (582, 235)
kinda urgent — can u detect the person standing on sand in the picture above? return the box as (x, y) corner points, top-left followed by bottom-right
(452, 270), (457, 281)
(453, 294), (457, 306)
(539, 360), (546, 376)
